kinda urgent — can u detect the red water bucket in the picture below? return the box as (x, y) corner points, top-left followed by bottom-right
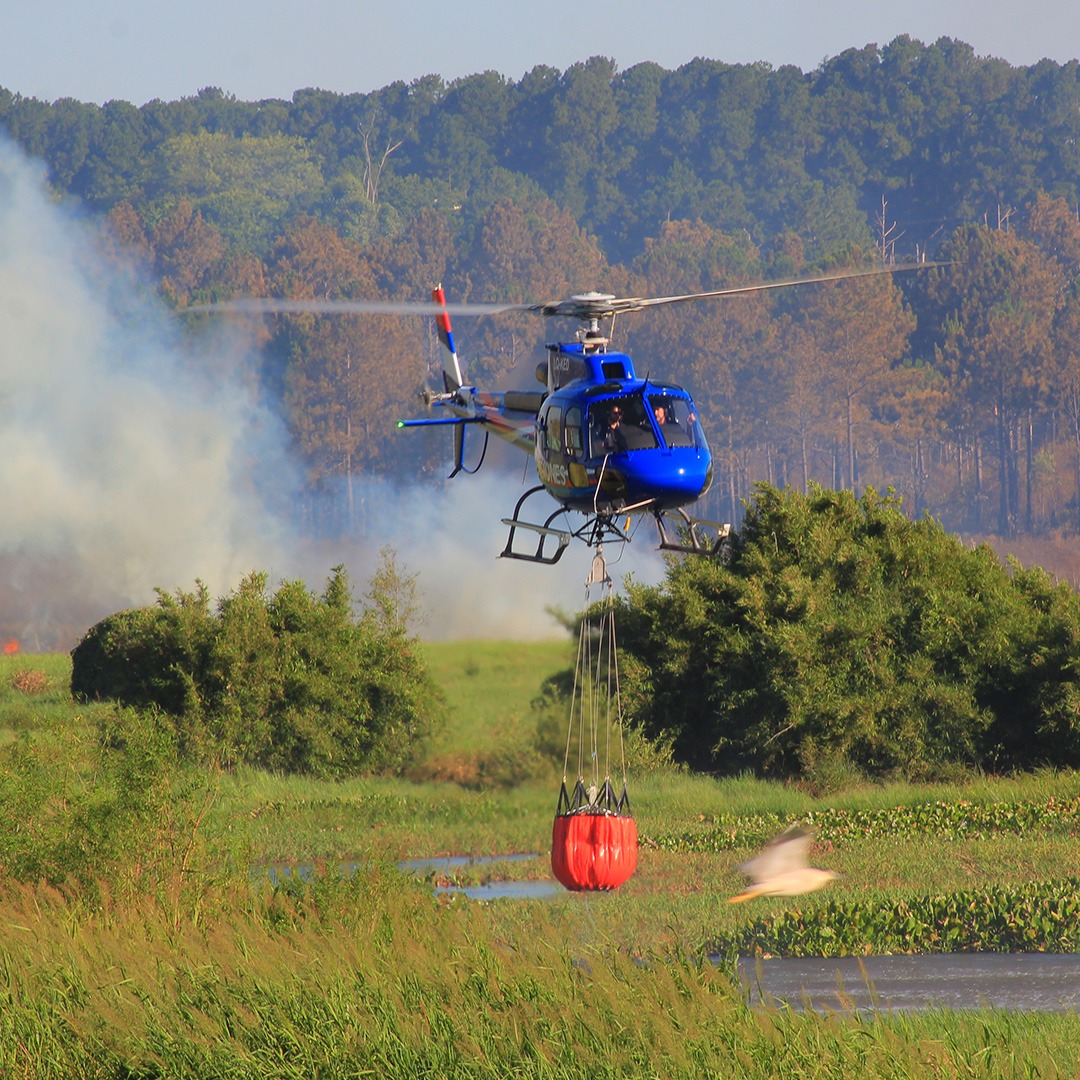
(551, 812), (638, 891)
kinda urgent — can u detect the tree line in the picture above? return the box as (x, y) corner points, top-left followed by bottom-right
(4, 36), (1080, 537)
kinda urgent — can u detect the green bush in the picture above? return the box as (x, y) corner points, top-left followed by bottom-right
(0, 707), (230, 902)
(616, 483), (1080, 780)
(70, 555), (443, 778)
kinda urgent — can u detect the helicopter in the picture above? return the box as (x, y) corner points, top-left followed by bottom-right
(398, 286), (721, 564)
(206, 263), (934, 565)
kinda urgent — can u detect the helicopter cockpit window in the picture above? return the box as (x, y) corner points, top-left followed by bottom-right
(564, 407), (583, 457)
(544, 406), (563, 453)
(590, 397), (658, 455)
(648, 395), (699, 448)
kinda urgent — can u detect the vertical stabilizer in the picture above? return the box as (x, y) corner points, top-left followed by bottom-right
(432, 285), (463, 392)
(450, 422), (466, 478)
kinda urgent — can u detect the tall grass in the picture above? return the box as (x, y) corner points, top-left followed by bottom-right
(3, 877), (1080, 1079)
(7, 643), (1080, 1075)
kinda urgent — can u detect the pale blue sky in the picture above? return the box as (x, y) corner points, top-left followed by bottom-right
(2, 0), (1078, 106)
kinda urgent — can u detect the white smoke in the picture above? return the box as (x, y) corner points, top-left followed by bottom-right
(312, 470), (668, 641)
(0, 139), (667, 650)
(0, 141), (292, 647)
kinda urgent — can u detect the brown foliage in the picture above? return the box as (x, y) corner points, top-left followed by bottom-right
(150, 198), (226, 303)
(11, 669), (48, 695)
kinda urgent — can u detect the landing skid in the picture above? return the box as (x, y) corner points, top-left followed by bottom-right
(499, 489), (732, 564)
(500, 486), (572, 564)
(500, 487), (640, 564)
(654, 507), (732, 559)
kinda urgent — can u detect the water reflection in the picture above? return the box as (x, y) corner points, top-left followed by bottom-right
(736, 952), (1080, 1012)
(400, 853), (539, 873)
(402, 852), (562, 900)
(437, 880), (563, 900)
(264, 853), (562, 900)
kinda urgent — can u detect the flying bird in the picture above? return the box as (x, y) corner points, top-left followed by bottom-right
(727, 825), (837, 903)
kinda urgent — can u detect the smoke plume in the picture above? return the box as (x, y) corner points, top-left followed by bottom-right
(0, 140), (664, 650)
(0, 141), (295, 648)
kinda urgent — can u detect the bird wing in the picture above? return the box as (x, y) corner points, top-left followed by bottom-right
(737, 826), (812, 884)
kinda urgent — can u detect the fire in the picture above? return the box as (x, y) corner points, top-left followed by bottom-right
(3, 640), (18, 655)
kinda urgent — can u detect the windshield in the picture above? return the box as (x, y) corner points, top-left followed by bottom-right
(589, 396), (657, 455)
(647, 393), (705, 449)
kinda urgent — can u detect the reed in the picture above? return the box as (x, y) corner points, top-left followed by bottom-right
(2, 881), (1080, 1075)
(6, 644), (1080, 1076)
(3, 878), (1080, 1079)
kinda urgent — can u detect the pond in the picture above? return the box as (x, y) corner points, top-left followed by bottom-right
(735, 952), (1080, 1012)
(265, 853), (563, 900)
(400, 853), (563, 900)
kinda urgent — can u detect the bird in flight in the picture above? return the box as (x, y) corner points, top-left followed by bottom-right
(727, 825), (838, 903)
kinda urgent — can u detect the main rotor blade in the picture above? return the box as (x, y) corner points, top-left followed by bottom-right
(610, 262), (946, 313)
(187, 262), (943, 323)
(187, 298), (538, 317)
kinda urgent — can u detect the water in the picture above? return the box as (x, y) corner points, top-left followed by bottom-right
(437, 880), (563, 900)
(401, 852), (563, 900)
(736, 952), (1080, 1012)
(265, 853), (563, 900)
(398, 853), (539, 873)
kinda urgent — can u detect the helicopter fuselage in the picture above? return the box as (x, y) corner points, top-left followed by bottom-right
(444, 343), (713, 517)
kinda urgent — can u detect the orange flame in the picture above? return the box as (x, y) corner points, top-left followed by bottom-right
(3, 640), (19, 655)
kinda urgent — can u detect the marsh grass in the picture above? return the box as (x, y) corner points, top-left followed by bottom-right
(225, 769), (556, 861)
(3, 879), (1080, 1079)
(8, 643), (1080, 1075)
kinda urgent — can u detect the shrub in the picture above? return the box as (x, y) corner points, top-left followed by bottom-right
(10, 670), (48, 695)
(70, 554), (443, 778)
(0, 707), (219, 901)
(616, 483), (1080, 780)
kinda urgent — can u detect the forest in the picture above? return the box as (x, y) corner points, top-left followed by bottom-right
(3, 34), (1080, 539)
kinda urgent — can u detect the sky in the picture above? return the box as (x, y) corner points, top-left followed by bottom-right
(2, 0), (1079, 106)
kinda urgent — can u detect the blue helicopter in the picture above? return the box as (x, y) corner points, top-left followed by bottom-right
(206, 265), (931, 564)
(398, 286), (725, 564)
(396, 266), (933, 564)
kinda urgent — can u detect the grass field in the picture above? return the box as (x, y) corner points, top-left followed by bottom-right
(5, 643), (1080, 1076)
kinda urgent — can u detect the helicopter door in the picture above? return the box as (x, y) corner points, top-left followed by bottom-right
(537, 403), (571, 489)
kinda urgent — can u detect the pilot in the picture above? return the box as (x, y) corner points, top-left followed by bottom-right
(602, 405), (627, 453)
(656, 401), (685, 430)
